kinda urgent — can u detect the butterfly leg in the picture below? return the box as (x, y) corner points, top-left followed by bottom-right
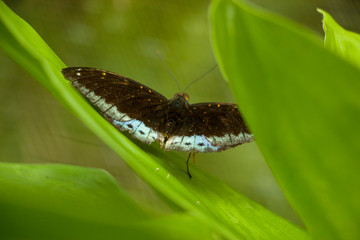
(186, 152), (193, 179)
(192, 152), (196, 164)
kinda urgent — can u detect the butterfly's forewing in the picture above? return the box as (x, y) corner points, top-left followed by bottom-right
(165, 102), (253, 152)
(62, 67), (168, 144)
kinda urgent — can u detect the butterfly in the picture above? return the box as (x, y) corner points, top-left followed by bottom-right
(62, 67), (253, 178)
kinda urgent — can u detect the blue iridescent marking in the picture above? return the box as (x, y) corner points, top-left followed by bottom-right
(165, 135), (221, 152)
(113, 119), (159, 144)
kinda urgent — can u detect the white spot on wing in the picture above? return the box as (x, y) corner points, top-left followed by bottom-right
(165, 136), (183, 151)
(73, 88), (131, 121)
(119, 114), (132, 122)
(244, 133), (253, 141)
(165, 135), (220, 152)
(181, 136), (192, 150)
(212, 135), (231, 146)
(106, 105), (129, 121)
(147, 128), (159, 144)
(207, 132), (254, 148)
(71, 80), (88, 95)
(78, 86), (90, 95)
(86, 91), (101, 103)
(113, 119), (160, 144)
(76, 72), (81, 76)
(194, 135), (216, 152)
(95, 98), (112, 112)
(72, 81), (80, 87)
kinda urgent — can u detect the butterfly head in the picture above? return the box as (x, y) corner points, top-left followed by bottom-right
(170, 93), (190, 109)
(174, 92), (189, 101)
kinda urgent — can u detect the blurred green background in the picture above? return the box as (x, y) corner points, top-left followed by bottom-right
(1, 0), (359, 226)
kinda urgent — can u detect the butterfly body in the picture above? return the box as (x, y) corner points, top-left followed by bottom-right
(62, 67), (253, 154)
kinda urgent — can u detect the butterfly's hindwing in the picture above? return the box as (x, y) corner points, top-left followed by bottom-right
(163, 103), (253, 152)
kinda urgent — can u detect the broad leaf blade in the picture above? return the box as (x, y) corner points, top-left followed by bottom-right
(211, 0), (360, 239)
(318, 9), (360, 69)
(0, 163), (217, 240)
(0, 163), (147, 223)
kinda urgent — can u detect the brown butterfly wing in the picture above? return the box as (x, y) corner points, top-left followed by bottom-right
(164, 102), (253, 152)
(62, 67), (168, 144)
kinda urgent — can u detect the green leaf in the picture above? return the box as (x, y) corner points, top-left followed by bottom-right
(0, 163), (147, 222)
(0, 163), (216, 240)
(0, 1), (308, 239)
(210, 0), (360, 239)
(318, 9), (360, 69)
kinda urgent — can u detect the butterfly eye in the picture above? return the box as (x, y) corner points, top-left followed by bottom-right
(173, 93), (190, 101)
(183, 93), (189, 101)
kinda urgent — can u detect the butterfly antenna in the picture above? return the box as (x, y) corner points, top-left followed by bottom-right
(182, 64), (218, 92)
(157, 50), (182, 92)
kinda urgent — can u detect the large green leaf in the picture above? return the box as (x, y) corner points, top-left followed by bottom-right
(0, 1), (308, 239)
(0, 163), (216, 240)
(318, 9), (360, 69)
(210, 0), (360, 239)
